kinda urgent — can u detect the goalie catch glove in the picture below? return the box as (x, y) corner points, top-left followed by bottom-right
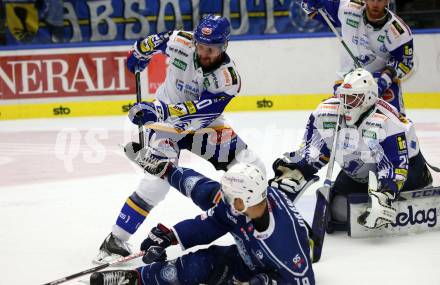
(269, 157), (319, 198)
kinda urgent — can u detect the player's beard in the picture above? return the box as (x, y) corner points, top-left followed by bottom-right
(199, 53), (225, 72)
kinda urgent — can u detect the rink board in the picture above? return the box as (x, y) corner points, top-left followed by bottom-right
(348, 187), (440, 238)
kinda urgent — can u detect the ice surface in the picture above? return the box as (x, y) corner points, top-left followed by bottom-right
(1, 110), (439, 285)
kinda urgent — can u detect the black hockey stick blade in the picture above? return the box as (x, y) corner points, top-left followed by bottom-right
(41, 251), (144, 285)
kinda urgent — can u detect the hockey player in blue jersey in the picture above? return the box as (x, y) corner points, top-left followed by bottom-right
(302, 0), (414, 113)
(94, 15), (265, 263)
(270, 68), (432, 231)
(90, 156), (315, 285)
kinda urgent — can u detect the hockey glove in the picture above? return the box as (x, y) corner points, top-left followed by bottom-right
(140, 223), (177, 264)
(124, 143), (174, 178)
(373, 71), (393, 97)
(128, 102), (159, 126)
(127, 31), (172, 73)
(357, 172), (397, 229)
(270, 158), (319, 197)
(249, 273), (275, 285)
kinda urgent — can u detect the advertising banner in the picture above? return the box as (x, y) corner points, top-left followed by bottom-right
(2, 0), (324, 46)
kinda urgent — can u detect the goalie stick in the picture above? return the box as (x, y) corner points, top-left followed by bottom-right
(311, 103), (343, 263)
(41, 251), (144, 285)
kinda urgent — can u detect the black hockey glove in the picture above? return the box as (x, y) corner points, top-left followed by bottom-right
(249, 273), (275, 285)
(124, 143), (174, 178)
(140, 223), (177, 264)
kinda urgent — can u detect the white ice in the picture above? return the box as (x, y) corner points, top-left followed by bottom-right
(1, 110), (439, 285)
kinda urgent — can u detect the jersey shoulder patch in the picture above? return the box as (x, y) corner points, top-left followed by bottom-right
(169, 30), (193, 49)
(177, 31), (193, 41)
(205, 64), (240, 95)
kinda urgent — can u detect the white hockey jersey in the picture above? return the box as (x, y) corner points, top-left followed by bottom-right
(141, 30), (241, 132)
(287, 97), (419, 192)
(302, 0), (414, 80)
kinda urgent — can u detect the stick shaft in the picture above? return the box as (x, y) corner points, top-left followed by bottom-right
(318, 9), (362, 68)
(41, 251), (144, 285)
(135, 70), (145, 147)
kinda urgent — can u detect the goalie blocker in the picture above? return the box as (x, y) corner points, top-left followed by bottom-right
(348, 186), (440, 238)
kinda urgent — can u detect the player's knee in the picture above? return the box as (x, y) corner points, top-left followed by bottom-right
(136, 177), (171, 206)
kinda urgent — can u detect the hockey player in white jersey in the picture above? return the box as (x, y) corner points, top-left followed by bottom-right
(270, 68), (432, 231)
(94, 15), (264, 263)
(302, 0), (414, 114)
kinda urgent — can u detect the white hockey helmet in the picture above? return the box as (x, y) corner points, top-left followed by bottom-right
(220, 163), (267, 213)
(338, 68), (379, 125)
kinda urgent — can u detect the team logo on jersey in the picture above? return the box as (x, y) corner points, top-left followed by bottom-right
(160, 263), (178, 282)
(183, 176), (203, 197)
(362, 129), (377, 139)
(201, 27), (213, 35)
(323, 122), (336, 129)
(255, 249), (264, 260)
(404, 45), (413, 56)
(172, 58), (187, 71)
(392, 20), (405, 35)
(203, 77), (210, 89)
(346, 18), (359, 28)
(292, 254), (306, 269)
(396, 135), (407, 151)
(377, 35), (385, 43)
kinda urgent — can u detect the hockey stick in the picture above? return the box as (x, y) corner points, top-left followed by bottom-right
(311, 104), (343, 262)
(135, 67), (145, 148)
(318, 9), (362, 69)
(41, 251), (144, 285)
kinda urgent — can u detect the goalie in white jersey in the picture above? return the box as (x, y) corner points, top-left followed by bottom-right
(94, 15), (264, 263)
(302, 0), (414, 114)
(270, 68), (432, 230)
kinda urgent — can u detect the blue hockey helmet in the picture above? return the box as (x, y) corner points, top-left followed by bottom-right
(194, 14), (231, 50)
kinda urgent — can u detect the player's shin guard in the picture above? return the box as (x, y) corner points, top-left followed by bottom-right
(114, 192), (154, 239)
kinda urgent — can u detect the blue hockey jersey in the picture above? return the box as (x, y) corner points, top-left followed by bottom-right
(168, 178), (315, 284)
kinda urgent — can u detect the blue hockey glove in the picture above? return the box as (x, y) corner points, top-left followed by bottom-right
(126, 31), (172, 73)
(373, 71), (393, 97)
(128, 102), (158, 126)
(304, 0), (325, 11)
(126, 49), (150, 74)
(141, 223), (177, 264)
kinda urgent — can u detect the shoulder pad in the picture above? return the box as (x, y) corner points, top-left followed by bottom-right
(169, 30), (193, 49)
(346, 0), (364, 10)
(385, 15), (412, 44)
(205, 64), (240, 95)
(177, 31), (193, 41)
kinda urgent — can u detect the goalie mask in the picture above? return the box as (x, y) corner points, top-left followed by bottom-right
(338, 68), (379, 125)
(220, 163), (267, 213)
